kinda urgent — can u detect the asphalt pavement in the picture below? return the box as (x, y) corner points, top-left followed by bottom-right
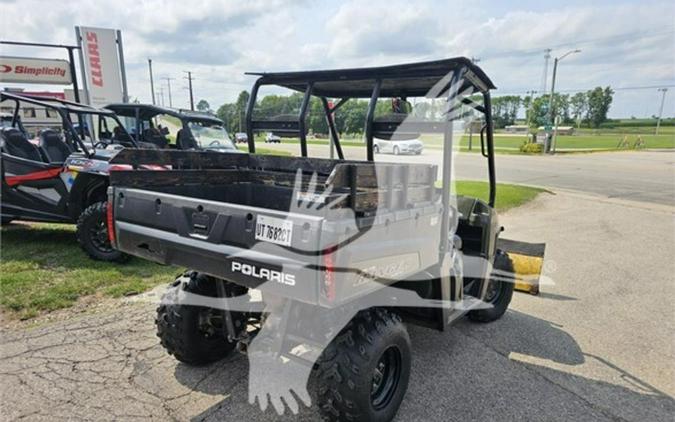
(1, 150), (674, 421)
(268, 143), (675, 206)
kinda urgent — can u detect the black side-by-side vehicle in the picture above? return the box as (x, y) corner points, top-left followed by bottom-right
(107, 58), (533, 421)
(103, 103), (238, 152)
(0, 92), (151, 261)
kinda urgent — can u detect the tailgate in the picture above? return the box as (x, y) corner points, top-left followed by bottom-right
(110, 187), (325, 304)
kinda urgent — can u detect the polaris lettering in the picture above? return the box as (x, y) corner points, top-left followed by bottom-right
(231, 261), (296, 286)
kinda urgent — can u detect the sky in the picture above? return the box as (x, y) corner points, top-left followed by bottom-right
(1, 0), (674, 118)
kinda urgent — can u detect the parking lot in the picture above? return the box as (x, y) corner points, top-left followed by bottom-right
(1, 150), (673, 421)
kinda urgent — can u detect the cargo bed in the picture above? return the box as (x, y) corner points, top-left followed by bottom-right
(109, 150), (443, 307)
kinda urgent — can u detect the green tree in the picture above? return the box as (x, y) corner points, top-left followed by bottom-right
(307, 98), (328, 135)
(586, 86), (614, 128)
(216, 103), (237, 133)
(336, 100), (368, 135)
(527, 96), (549, 128)
(233, 91), (250, 132)
(196, 99), (210, 112)
(491, 95), (521, 128)
(526, 93), (570, 128)
(569, 92), (588, 128)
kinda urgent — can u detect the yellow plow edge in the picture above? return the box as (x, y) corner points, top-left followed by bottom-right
(497, 239), (546, 295)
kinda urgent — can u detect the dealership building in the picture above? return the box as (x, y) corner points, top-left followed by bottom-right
(0, 88), (84, 136)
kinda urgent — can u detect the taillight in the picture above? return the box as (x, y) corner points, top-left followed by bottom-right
(106, 200), (116, 246)
(108, 164), (133, 172)
(323, 248), (336, 302)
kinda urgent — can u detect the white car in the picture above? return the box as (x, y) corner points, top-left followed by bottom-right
(373, 137), (423, 155)
(265, 132), (281, 143)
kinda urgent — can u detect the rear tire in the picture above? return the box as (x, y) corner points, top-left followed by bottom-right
(156, 272), (247, 365)
(76, 201), (129, 262)
(468, 250), (515, 323)
(314, 309), (411, 422)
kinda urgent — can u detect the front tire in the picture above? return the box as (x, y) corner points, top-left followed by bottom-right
(314, 309), (411, 422)
(156, 272), (247, 365)
(468, 250), (515, 322)
(76, 201), (128, 262)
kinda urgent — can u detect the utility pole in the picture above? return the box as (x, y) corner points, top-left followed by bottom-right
(148, 58), (156, 105)
(158, 87), (165, 107)
(183, 71), (195, 111)
(656, 88), (668, 135)
(163, 77), (175, 108)
(547, 49), (581, 153)
(541, 49), (552, 93)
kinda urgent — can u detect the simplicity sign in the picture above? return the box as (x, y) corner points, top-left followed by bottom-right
(0, 56), (72, 84)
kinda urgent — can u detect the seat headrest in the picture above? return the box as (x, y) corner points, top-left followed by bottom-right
(40, 129), (63, 142)
(1, 127), (23, 138)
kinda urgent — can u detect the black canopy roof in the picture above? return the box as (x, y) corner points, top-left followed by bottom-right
(246, 57), (496, 98)
(104, 103), (222, 124)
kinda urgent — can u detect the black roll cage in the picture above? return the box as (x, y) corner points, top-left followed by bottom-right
(104, 103), (226, 146)
(243, 57), (497, 208)
(0, 92), (138, 157)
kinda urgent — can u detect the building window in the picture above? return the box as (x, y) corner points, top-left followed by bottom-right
(23, 108), (36, 118)
(45, 108), (53, 118)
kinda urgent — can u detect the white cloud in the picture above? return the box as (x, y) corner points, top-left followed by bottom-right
(1, 0), (673, 117)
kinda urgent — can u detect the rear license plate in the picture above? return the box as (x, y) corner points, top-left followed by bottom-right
(255, 215), (293, 246)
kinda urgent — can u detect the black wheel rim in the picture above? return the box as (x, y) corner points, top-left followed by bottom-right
(89, 219), (114, 253)
(371, 346), (402, 410)
(484, 279), (503, 303)
(197, 308), (222, 339)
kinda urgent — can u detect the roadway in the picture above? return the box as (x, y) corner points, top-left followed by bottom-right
(262, 143), (675, 206)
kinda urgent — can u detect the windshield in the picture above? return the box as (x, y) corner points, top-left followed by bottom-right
(188, 121), (236, 150)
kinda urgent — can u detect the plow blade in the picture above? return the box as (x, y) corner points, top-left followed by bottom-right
(497, 238), (546, 295)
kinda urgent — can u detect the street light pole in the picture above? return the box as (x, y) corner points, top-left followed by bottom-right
(547, 49), (581, 153)
(656, 88), (668, 135)
(148, 59), (156, 105)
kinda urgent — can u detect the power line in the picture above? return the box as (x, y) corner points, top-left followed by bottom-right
(482, 28), (675, 61)
(496, 84), (675, 96)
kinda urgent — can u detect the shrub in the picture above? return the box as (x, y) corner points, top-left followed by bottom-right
(520, 142), (543, 154)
